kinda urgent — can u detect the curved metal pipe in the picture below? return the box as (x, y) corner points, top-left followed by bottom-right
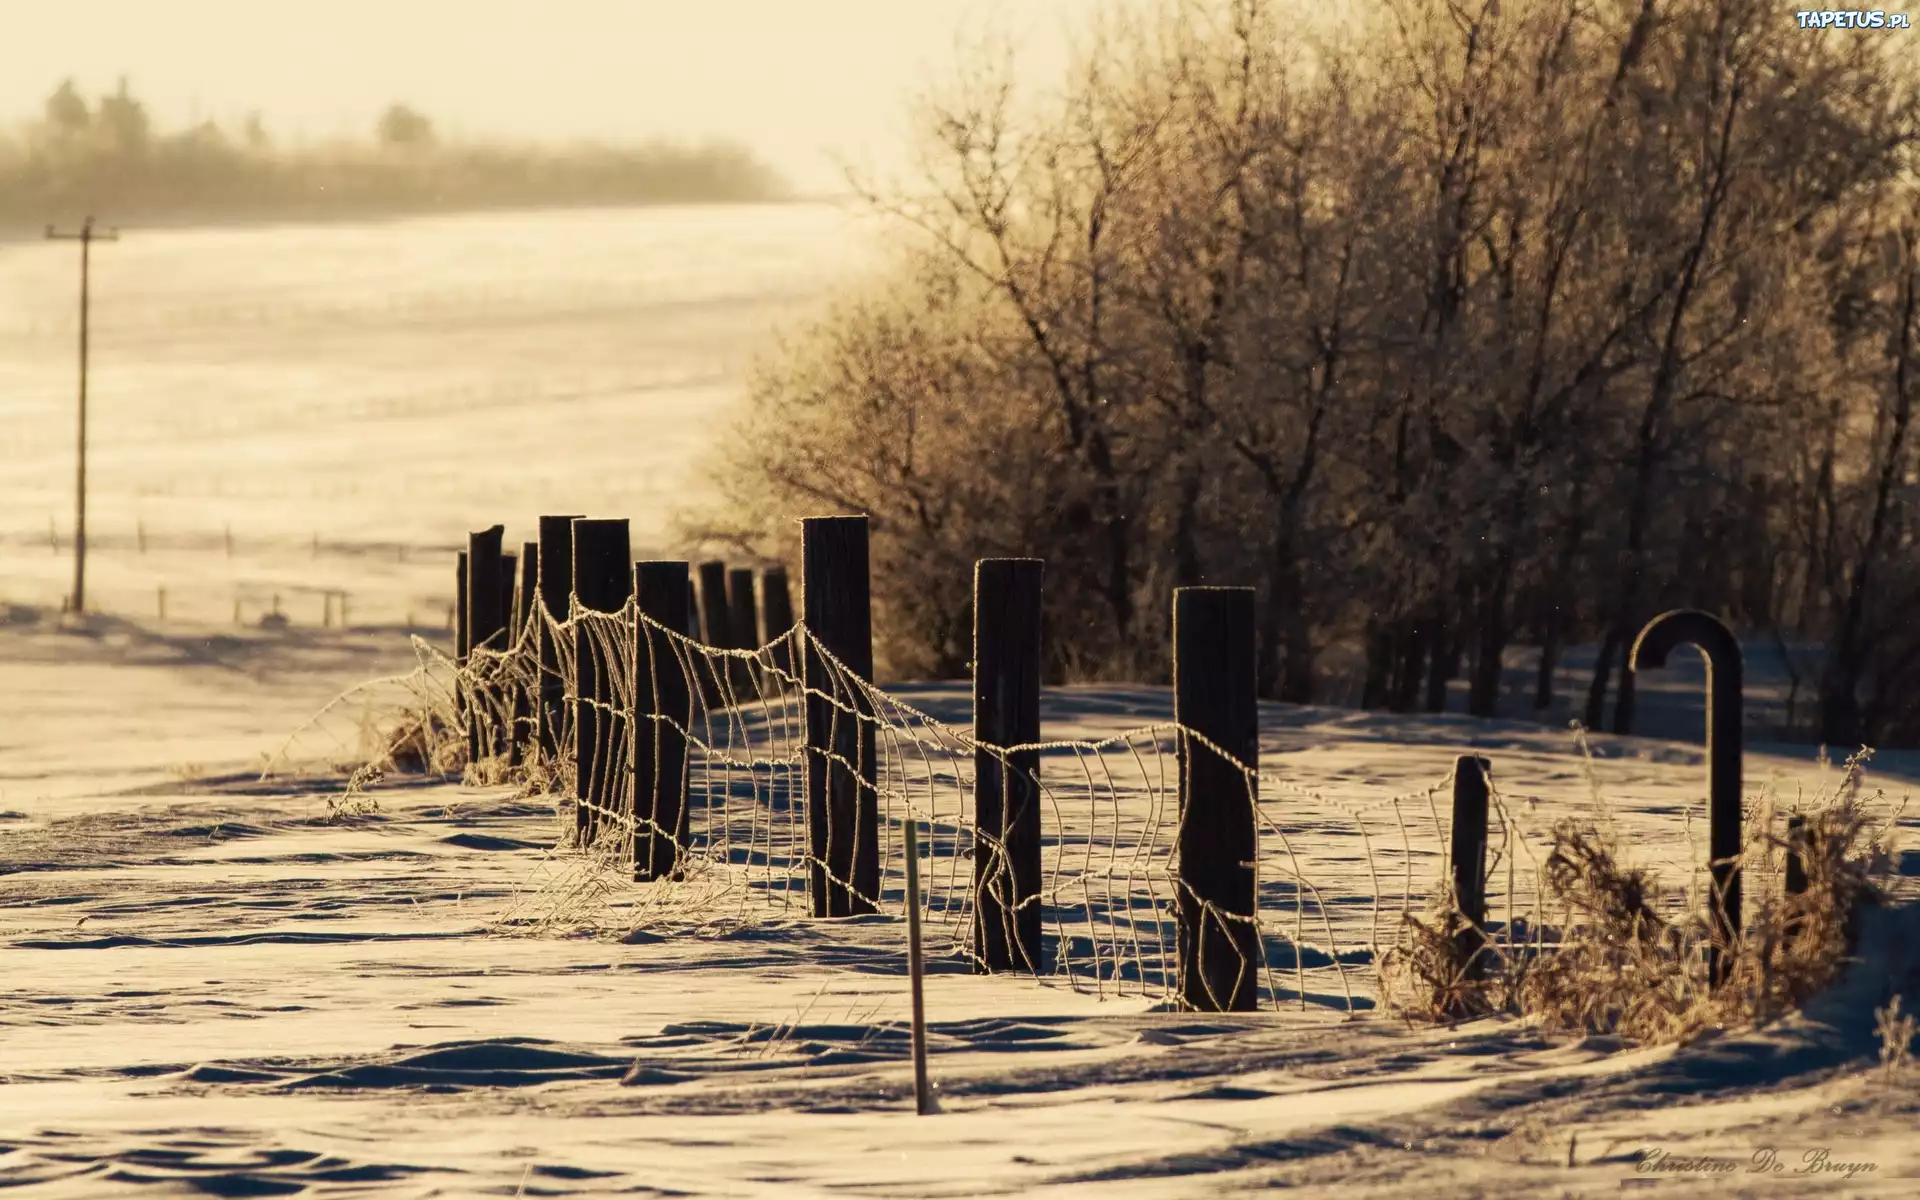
(1629, 609), (1743, 986)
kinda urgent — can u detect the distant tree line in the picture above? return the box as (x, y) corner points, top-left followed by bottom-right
(0, 78), (788, 230)
(695, 0), (1920, 749)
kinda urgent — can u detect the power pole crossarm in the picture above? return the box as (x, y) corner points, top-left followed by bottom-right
(45, 215), (121, 616)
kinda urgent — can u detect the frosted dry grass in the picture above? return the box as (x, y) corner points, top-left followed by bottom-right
(1382, 742), (1911, 1046)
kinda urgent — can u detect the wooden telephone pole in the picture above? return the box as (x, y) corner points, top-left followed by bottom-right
(45, 216), (119, 615)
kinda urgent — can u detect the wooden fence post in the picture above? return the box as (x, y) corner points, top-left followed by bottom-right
(697, 561), (731, 645)
(1629, 610), (1743, 986)
(633, 561), (692, 881)
(455, 550), (469, 762)
(467, 526), (507, 763)
(686, 578), (702, 640)
(727, 565), (759, 695)
(761, 565), (796, 682)
(536, 514), (585, 764)
(727, 567), (758, 649)
(509, 542), (538, 766)
(1450, 755), (1492, 981)
(571, 518), (632, 846)
(973, 558), (1044, 973)
(802, 516), (879, 918)
(695, 560), (731, 706)
(1173, 586), (1260, 1013)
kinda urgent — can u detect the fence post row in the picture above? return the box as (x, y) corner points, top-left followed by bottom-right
(1628, 609), (1744, 987)
(1173, 586), (1261, 1013)
(633, 561), (692, 882)
(571, 518), (632, 846)
(973, 558), (1045, 974)
(467, 526), (507, 763)
(801, 515), (879, 918)
(536, 514), (585, 764)
(509, 543), (539, 766)
(1449, 755), (1492, 982)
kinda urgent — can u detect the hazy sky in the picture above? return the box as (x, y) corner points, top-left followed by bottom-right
(2, 0), (1105, 194)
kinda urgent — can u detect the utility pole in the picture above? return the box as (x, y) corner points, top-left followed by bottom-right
(45, 215), (119, 615)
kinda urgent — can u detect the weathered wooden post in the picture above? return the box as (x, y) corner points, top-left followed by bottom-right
(973, 559), (1045, 974)
(727, 567), (758, 649)
(1629, 609), (1743, 987)
(1784, 812), (1809, 946)
(633, 561), (692, 881)
(693, 560), (732, 707)
(536, 514), (585, 764)
(686, 578), (702, 640)
(1450, 755), (1492, 981)
(455, 550), (469, 762)
(802, 516), (879, 917)
(500, 552), (518, 641)
(467, 526), (507, 763)
(509, 542), (538, 766)
(726, 565), (759, 695)
(761, 565), (796, 683)
(571, 518), (632, 846)
(1173, 586), (1261, 1013)
(697, 561), (731, 646)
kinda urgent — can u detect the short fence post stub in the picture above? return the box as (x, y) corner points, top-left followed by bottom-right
(570, 518), (632, 847)
(1449, 754), (1492, 981)
(536, 515), (585, 764)
(509, 542), (538, 765)
(1173, 586), (1261, 1013)
(467, 527), (507, 764)
(1629, 610), (1743, 986)
(973, 558), (1044, 974)
(802, 515), (878, 918)
(633, 561), (692, 881)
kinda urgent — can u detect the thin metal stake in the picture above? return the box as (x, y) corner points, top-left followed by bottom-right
(905, 818), (933, 1115)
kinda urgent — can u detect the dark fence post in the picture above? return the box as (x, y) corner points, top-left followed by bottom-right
(1173, 586), (1260, 1013)
(802, 516), (879, 917)
(686, 578), (702, 640)
(761, 565), (796, 682)
(571, 518), (632, 847)
(973, 559), (1044, 973)
(633, 561), (692, 881)
(727, 567), (758, 649)
(1449, 755), (1492, 980)
(697, 561), (731, 645)
(1629, 610), (1743, 987)
(695, 560), (732, 706)
(455, 550), (469, 763)
(468, 526), (507, 763)
(500, 552), (519, 640)
(727, 565), (759, 695)
(536, 514), (584, 764)
(509, 542), (539, 766)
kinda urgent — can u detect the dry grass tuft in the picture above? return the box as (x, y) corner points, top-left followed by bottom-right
(1876, 995), (1915, 1079)
(1385, 751), (1906, 1048)
(1379, 882), (1504, 1022)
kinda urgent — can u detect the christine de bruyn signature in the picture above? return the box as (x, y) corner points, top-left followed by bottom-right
(1631, 1147), (1879, 1181)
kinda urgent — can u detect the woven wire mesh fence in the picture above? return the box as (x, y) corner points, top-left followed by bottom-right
(266, 598), (1915, 1014)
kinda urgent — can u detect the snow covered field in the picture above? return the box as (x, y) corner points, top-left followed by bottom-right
(2, 207), (1918, 1197)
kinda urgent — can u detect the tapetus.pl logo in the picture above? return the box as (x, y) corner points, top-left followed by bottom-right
(1796, 9), (1911, 26)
